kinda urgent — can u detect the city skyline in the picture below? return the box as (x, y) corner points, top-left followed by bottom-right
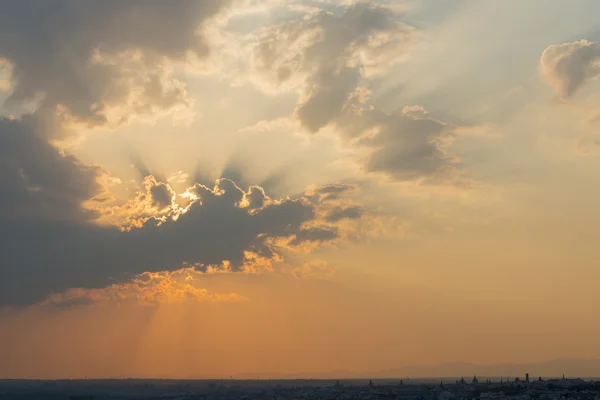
(1, 0), (600, 379)
(1, 373), (599, 400)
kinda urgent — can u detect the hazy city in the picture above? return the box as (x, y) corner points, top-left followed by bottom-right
(2, 374), (600, 400)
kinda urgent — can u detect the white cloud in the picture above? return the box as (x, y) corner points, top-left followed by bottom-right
(244, 3), (416, 131)
(540, 40), (600, 99)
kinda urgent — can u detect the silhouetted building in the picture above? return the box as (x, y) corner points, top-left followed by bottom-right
(526, 373), (530, 383)
(472, 376), (479, 385)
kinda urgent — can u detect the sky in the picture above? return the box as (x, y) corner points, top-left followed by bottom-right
(1, 0), (600, 379)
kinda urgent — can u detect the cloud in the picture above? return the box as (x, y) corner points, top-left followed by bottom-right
(288, 226), (339, 246)
(325, 206), (363, 222)
(0, 1), (398, 309)
(0, 1), (297, 306)
(0, 117), (351, 306)
(540, 40), (600, 98)
(167, 170), (191, 185)
(0, 116), (103, 222)
(306, 183), (358, 203)
(292, 260), (335, 280)
(315, 183), (355, 194)
(248, 3), (416, 132)
(303, 181), (403, 243)
(40, 268), (247, 308)
(242, 185), (270, 210)
(239, 3), (470, 185)
(94, 175), (178, 229)
(148, 178), (176, 210)
(0, 0), (231, 131)
(0, 116), (383, 308)
(336, 104), (465, 184)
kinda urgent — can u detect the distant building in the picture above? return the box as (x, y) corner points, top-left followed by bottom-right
(472, 376), (479, 385)
(481, 393), (506, 399)
(437, 391), (455, 400)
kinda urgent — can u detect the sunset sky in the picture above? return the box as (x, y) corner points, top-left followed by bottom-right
(1, 0), (600, 379)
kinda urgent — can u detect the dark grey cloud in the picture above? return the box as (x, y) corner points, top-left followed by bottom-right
(309, 183), (357, 202)
(288, 226), (338, 246)
(540, 40), (600, 98)
(0, 116), (102, 222)
(325, 206), (364, 222)
(148, 182), (175, 210)
(0, 0), (230, 131)
(245, 186), (268, 210)
(337, 105), (459, 183)
(0, 116), (341, 306)
(315, 183), (355, 195)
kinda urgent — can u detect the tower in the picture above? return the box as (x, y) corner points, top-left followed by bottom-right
(526, 373), (529, 383)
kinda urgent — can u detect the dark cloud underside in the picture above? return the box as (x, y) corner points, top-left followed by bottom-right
(0, 118), (335, 306)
